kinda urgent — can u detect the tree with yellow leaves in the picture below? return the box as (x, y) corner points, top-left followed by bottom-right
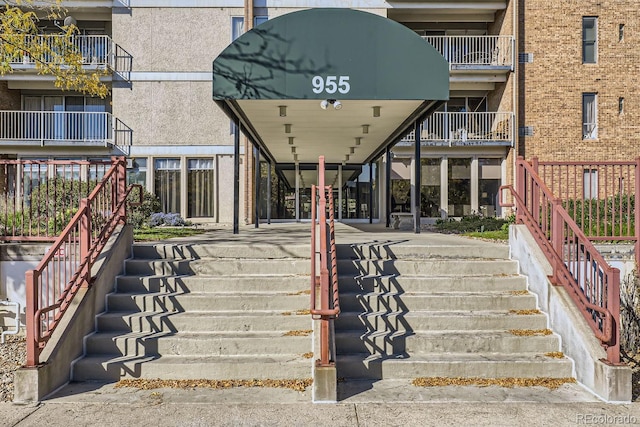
(0, 0), (109, 97)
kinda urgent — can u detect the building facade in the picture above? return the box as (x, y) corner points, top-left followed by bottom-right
(0, 0), (636, 225)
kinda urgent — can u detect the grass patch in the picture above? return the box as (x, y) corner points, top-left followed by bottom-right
(133, 227), (207, 242)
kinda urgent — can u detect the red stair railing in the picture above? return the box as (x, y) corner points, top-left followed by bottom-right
(500, 157), (628, 364)
(310, 156), (340, 367)
(24, 157), (141, 366)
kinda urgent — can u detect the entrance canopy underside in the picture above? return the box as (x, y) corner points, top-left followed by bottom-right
(212, 8), (449, 165)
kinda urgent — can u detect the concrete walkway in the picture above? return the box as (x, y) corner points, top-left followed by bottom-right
(3, 223), (637, 426)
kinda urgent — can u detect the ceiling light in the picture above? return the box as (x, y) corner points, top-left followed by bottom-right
(320, 100), (329, 110)
(355, 137), (362, 146)
(373, 106), (381, 117)
(350, 147), (355, 154)
(333, 100), (342, 110)
(320, 99), (342, 110)
(362, 125), (369, 134)
(288, 137), (294, 145)
(291, 146), (296, 153)
(344, 154), (350, 161)
(284, 124), (292, 133)
(279, 105), (287, 117)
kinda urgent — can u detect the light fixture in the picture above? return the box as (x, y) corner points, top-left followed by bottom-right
(291, 146), (296, 153)
(279, 105), (287, 117)
(344, 154), (350, 161)
(293, 154), (299, 161)
(284, 124), (292, 133)
(355, 137), (362, 146)
(350, 147), (355, 154)
(373, 106), (381, 117)
(288, 137), (295, 145)
(320, 99), (342, 110)
(362, 124), (369, 134)
(342, 161), (346, 166)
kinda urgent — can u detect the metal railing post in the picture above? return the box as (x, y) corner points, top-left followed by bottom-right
(551, 198), (564, 285)
(532, 157), (540, 224)
(606, 268), (621, 364)
(25, 270), (39, 367)
(635, 158), (640, 269)
(80, 199), (91, 287)
(516, 157), (526, 223)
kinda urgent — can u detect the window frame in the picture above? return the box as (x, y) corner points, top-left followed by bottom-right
(582, 93), (598, 140)
(582, 16), (598, 64)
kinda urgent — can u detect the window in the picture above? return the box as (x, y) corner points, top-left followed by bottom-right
(582, 93), (597, 139)
(187, 158), (214, 218)
(154, 158), (181, 214)
(127, 158), (147, 187)
(420, 158), (441, 217)
(583, 169), (598, 199)
(583, 17), (597, 63)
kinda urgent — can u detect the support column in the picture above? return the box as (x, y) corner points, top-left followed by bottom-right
(295, 162), (300, 221)
(338, 164), (343, 221)
(414, 120), (421, 234)
(267, 161), (272, 224)
(254, 147), (260, 228)
(471, 156), (479, 214)
(369, 162), (373, 223)
(233, 119), (240, 234)
(441, 156), (448, 219)
(386, 147), (391, 227)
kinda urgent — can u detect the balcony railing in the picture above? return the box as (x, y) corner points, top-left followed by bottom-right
(0, 111), (114, 146)
(423, 35), (514, 69)
(401, 112), (513, 146)
(4, 35), (114, 68)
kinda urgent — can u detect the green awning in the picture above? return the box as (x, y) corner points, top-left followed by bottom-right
(213, 8), (449, 101)
(212, 8), (449, 166)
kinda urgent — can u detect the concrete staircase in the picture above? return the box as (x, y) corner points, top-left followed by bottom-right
(72, 242), (314, 382)
(334, 240), (574, 384)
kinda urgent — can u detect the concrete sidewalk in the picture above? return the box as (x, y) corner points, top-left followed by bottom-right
(2, 399), (640, 427)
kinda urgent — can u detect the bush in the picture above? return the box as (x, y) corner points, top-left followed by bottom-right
(127, 188), (161, 229)
(435, 213), (509, 234)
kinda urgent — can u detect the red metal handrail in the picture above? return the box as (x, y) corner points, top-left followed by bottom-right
(310, 156), (340, 368)
(500, 157), (622, 364)
(24, 157), (141, 366)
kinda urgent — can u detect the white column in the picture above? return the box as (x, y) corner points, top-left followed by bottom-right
(338, 164), (343, 221)
(410, 155), (416, 215)
(440, 156), (448, 218)
(471, 156), (479, 214)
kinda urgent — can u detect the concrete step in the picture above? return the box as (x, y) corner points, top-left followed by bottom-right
(133, 243), (310, 260)
(338, 292), (537, 312)
(189, 259), (311, 276)
(116, 274), (309, 294)
(337, 259), (519, 276)
(336, 353), (573, 380)
(337, 243), (510, 261)
(335, 330), (560, 355)
(334, 311), (548, 332)
(85, 331), (312, 357)
(337, 275), (527, 293)
(106, 292), (309, 312)
(73, 354), (312, 381)
(124, 259), (195, 276)
(97, 310), (312, 333)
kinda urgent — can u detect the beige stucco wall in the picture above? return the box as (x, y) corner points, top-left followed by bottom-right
(519, 0), (640, 161)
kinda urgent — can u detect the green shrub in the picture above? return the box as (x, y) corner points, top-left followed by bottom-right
(435, 214), (508, 234)
(127, 188), (161, 229)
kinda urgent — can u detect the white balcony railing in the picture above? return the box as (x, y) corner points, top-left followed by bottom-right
(3, 35), (114, 68)
(423, 35), (514, 68)
(402, 112), (514, 146)
(0, 111), (114, 146)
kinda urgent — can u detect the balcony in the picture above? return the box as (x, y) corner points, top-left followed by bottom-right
(423, 36), (514, 72)
(399, 112), (513, 147)
(0, 111), (131, 148)
(1, 35), (132, 81)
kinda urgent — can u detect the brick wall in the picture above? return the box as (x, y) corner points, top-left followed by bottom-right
(519, 1), (640, 162)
